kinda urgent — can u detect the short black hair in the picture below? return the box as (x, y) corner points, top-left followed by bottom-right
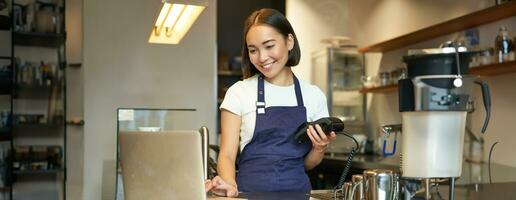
(241, 8), (301, 79)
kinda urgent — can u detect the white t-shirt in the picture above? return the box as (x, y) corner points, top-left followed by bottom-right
(220, 75), (329, 151)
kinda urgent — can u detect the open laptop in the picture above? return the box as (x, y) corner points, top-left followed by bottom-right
(119, 130), (206, 200)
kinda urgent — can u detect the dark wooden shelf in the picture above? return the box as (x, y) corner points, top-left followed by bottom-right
(13, 123), (64, 129)
(16, 83), (55, 90)
(14, 31), (66, 48)
(68, 63), (82, 68)
(358, 1), (516, 53)
(13, 168), (63, 175)
(14, 81), (62, 99)
(218, 70), (242, 76)
(360, 61), (516, 94)
(469, 61), (516, 76)
(66, 119), (84, 126)
(359, 84), (398, 93)
(13, 82), (63, 99)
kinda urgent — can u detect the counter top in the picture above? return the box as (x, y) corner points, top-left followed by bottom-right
(323, 153), (400, 172)
(208, 182), (516, 200)
(322, 153), (516, 185)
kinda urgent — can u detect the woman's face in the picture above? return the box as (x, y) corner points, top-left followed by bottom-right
(246, 24), (294, 79)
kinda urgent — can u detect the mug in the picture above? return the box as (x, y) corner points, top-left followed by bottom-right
(363, 169), (399, 200)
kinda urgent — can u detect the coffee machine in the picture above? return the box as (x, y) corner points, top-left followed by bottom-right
(383, 47), (491, 200)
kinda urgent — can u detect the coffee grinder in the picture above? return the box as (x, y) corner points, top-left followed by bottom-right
(383, 47), (491, 200)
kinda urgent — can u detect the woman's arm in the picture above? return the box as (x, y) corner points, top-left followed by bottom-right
(216, 109), (242, 188)
(304, 124), (336, 170)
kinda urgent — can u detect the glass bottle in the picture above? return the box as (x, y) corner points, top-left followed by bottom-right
(495, 26), (514, 63)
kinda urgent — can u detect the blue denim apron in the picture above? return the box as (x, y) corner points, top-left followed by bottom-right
(236, 75), (312, 192)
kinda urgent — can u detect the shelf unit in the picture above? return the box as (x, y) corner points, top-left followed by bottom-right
(0, 0), (69, 199)
(0, 17), (12, 200)
(469, 61), (516, 76)
(13, 31), (66, 48)
(358, 1), (516, 53)
(13, 169), (64, 175)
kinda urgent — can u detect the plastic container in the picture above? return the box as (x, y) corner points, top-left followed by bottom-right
(401, 111), (466, 178)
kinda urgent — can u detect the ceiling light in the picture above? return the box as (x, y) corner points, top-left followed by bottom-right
(148, 0), (207, 44)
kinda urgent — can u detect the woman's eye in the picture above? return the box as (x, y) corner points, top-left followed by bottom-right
(249, 49), (256, 54)
(266, 45), (274, 49)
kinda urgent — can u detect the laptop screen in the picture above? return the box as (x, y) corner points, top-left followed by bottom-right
(119, 131), (206, 200)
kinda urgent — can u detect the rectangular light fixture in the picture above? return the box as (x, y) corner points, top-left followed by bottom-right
(148, 0), (207, 44)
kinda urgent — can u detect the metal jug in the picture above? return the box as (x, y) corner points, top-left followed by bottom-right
(363, 169), (399, 200)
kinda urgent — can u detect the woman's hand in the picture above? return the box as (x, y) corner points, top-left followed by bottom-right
(307, 124), (337, 153)
(205, 176), (239, 197)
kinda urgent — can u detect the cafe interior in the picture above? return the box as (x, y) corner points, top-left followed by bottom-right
(0, 0), (516, 199)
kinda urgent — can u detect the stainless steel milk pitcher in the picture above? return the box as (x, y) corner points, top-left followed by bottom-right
(363, 169), (399, 200)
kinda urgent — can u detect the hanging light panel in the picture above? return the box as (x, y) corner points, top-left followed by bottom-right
(148, 0), (207, 44)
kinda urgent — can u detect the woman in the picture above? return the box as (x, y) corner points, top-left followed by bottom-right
(206, 8), (336, 197)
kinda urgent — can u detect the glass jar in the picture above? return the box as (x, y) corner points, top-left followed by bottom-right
(495, 26), (514, 63)
(379, 72), (391, 86)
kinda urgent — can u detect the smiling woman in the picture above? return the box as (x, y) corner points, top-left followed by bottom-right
(206, 8), (337, 197)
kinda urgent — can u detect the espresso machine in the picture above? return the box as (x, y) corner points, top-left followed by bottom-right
(382, 47), (491, 200)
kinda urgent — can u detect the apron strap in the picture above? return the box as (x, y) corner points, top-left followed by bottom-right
(257, 75), (266, 114)
(293, 75), (304, 107)
(256, 74), (304, 114)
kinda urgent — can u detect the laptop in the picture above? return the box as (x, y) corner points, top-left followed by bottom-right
(119, 130), (206, 200)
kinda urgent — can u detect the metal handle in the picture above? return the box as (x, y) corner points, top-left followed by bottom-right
(383, 138), (397, 157)
(474, 80), (491, 133)
(453, 45), (463, 87)
(381, 125), (401, 157)
(199, 126), (209, 180)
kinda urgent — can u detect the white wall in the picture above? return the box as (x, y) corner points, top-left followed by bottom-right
(345, 0), (492, 47)
(286, 0), (350, 82)
(82, 0), (217, 199)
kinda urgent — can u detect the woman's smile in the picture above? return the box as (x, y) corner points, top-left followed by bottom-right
(260, 61), (275, 69)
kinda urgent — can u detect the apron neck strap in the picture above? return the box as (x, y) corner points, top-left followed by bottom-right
(257, 74), (304, 108)
(293, 75), (304, 106)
